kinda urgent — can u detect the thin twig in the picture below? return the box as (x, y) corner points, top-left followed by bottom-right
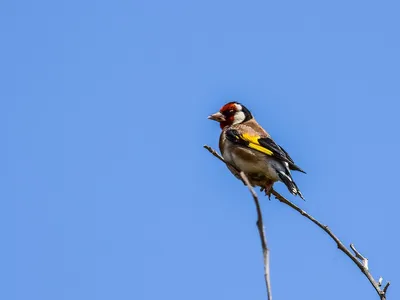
(204, 145), (226, 164)
(204, 145), (390, 300)
(270, 190), (389, 300)
(383, 282), (391, 294)
(203, 145), (272, 299)
(239, 171), (272, 300)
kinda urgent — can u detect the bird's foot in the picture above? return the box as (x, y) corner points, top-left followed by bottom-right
(263, 183), (274, 200)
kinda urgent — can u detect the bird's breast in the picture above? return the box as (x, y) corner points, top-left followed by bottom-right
(221, 139), (279, 181)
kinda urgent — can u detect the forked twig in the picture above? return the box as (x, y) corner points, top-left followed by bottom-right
(204, 145), (390, 300)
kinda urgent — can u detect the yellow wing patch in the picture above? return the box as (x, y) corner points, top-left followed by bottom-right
(239, 133), (274, 156)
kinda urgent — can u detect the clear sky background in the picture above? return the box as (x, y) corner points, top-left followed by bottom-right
(2, 0), (399, 299)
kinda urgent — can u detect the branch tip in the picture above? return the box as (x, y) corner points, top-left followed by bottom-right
(378, 277), (383, 286)
(383, 281), (390, 294)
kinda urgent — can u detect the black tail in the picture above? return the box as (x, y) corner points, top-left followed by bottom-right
(277, 171), (305, 200)
(290, 163), (306, 174)
(278, 146), (306, 174)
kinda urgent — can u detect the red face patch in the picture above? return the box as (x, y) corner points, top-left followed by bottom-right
(219, 103), (237, 128)
(219, 116), (235, 129)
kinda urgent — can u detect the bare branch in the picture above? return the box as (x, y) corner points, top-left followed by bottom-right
(204, 145), (226, 164)
(204, 145), (390, 300)
(203, 145), (272, 299)
(239, 171), (272, 300)
(270, 189), (389, 299)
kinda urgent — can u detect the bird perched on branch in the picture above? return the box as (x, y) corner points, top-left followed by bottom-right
(208, 102), (305, 199)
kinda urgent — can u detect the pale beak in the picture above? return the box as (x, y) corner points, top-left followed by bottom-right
(208, 112), (226, 122)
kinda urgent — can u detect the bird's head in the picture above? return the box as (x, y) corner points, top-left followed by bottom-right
(208, 102), (253, 129)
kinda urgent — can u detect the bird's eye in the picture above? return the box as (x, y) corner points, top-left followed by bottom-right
(228, 109), (235, 114)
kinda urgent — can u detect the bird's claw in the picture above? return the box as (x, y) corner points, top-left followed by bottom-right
(263, 183), (273, 200)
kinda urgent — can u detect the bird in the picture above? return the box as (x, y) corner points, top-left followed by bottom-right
(208, 101), (305, 199)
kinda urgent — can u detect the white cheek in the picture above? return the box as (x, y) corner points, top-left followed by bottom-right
(232, 111), (246, 124)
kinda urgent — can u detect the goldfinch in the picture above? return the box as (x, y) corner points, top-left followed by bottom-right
(208, 102), (305, 199)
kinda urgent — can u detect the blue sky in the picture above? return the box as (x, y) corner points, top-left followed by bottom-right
(2, 0), (399, 299)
